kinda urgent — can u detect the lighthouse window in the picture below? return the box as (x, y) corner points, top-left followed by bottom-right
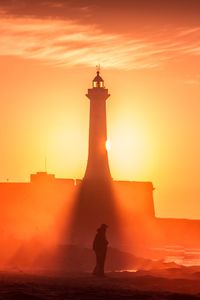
(93, 80), (104, 88)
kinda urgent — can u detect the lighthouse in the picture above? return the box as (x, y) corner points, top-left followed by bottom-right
(84, 70), (111, 180)
(70, 70), (119, 245)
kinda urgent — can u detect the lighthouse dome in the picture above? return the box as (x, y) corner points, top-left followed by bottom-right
(93, 71), (104, 88)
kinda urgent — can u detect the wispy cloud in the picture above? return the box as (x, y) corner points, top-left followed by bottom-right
(183, 79), (200, 86)
(177, 27), (200, 36)
(0, 14), (200, 70)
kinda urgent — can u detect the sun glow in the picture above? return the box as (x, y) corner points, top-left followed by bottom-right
(109, 122), (153, 180)
(106, 140), (111, 152)
(44, 125), (87, 178)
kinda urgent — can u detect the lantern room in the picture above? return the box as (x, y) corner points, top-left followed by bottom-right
(92, 71), (105, 88)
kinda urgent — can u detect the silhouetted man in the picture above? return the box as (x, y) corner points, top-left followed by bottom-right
(93, 224), (108, 277)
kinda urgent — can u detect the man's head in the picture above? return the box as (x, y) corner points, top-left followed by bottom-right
(98, 224), (108, 232)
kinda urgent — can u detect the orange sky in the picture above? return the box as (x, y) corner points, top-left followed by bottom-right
(0, 0), (200, 219)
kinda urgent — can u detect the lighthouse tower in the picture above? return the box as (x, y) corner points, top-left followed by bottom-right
(84, 70), (111, 180)
(70, 70), (119, 245)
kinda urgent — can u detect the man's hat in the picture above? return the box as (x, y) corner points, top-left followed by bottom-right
(99, 223), (108, 229)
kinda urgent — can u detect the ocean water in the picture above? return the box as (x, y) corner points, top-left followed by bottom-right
(158, 246), (200, 266)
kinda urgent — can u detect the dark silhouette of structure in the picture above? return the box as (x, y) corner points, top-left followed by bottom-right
(93, 223), (108, 277)
(84, 71), (111, 180)
(69, 71), (119, 246)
